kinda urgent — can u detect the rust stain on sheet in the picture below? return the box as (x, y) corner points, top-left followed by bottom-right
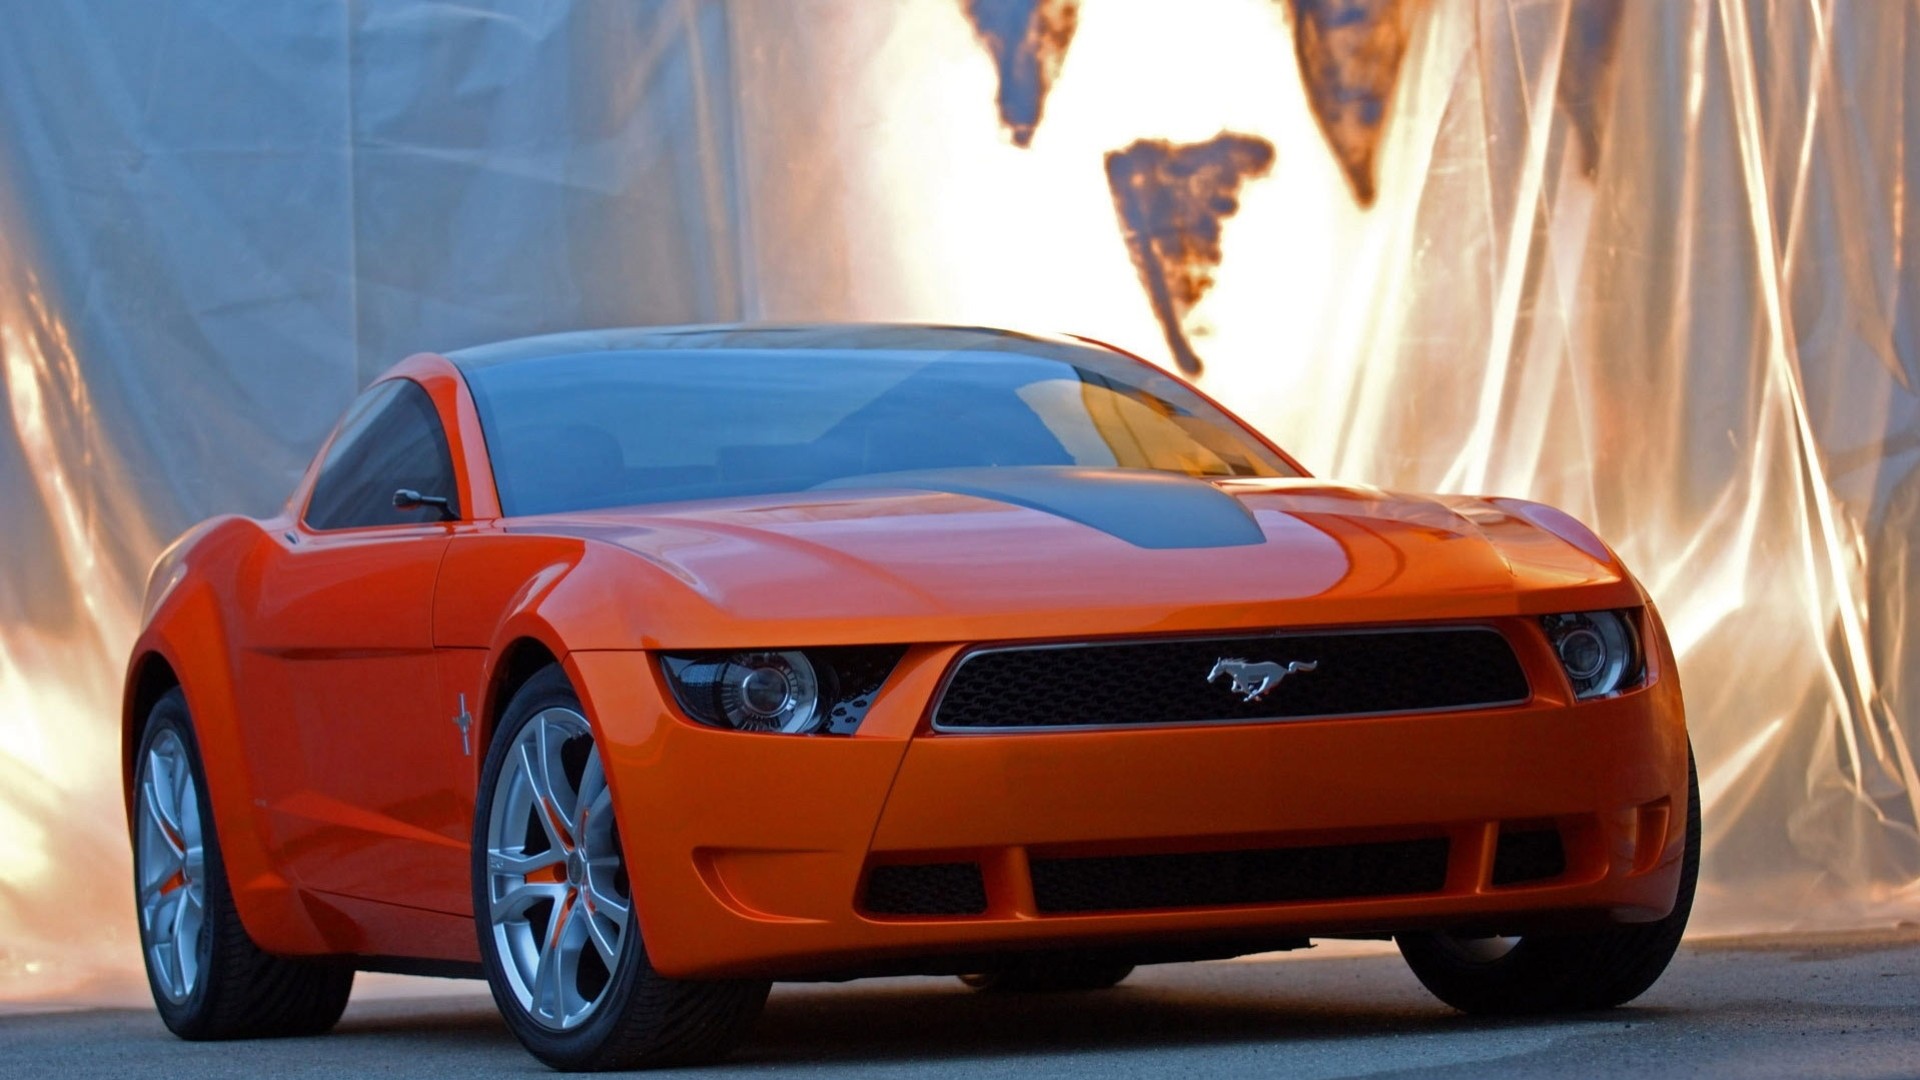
(962, 0), (1080, 148)
(1105, 133), (1275, 376)
(1285, 0), (1414, 206)
(1557, 0), (1625, 177)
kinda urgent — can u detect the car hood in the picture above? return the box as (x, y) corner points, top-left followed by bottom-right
(524, 468), (1640, 647)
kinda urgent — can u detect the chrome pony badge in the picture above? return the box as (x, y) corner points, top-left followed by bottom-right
(1208, 658), (1319, 703)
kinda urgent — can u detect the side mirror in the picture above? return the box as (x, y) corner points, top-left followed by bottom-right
(393, 488), (458, 522)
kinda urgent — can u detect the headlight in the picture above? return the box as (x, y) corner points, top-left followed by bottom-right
(1541, 610), (1643, 699)
(659, 646), (905, 735)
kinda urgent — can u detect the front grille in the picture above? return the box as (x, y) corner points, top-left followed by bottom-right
(933, 628), (1529, 731)
(1491, 827), (1566, 886)
(1030, 838), (1450, 914)
(863, 862), (988, 916)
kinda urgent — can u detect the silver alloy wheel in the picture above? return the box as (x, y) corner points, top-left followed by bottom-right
(136, 728), (208, 1003)
(1434, 934), (1522, 963)
(486, 707), (631, 1031)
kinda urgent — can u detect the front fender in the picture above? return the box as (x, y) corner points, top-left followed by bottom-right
(439, 531), (720, 736)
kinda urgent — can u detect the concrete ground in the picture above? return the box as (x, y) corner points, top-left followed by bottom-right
(1, 931), (1915, 1079)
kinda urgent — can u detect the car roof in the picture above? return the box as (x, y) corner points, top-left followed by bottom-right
(444, 323), (1112, 369)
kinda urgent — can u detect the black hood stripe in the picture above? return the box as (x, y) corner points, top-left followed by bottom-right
(818, 466), (1265, 550)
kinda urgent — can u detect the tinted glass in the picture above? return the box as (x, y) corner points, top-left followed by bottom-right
(463, 347), (1294, 517)
(305, 379), (460, 530)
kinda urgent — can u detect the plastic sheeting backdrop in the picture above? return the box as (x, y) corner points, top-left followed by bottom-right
(0, 0), (1914, 1001)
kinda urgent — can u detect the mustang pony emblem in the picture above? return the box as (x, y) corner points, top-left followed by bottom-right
(1208, 658), (1319, 703)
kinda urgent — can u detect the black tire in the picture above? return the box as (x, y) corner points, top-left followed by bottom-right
(960, 958), (1135, 993)
(132, 688), (354, 1039)
(1396, 751), (1701, 1015)
(473, 665), (769, 1071)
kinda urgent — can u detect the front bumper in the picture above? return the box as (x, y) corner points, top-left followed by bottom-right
(570, 616), (1689, 980)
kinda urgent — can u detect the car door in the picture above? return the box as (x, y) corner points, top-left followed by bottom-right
(239, 378), (474, 916)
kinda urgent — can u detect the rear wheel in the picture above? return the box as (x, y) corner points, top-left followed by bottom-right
(133, 689), (354, 1038)
(474, 665), (768, 1070)
(960, 958), (1135, 993)
(1396, 752), (1701, 1014)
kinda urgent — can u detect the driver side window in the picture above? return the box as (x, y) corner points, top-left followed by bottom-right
(304, 379), (460, 531)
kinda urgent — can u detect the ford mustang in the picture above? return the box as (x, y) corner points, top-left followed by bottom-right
(123, 324), (1695, 1070)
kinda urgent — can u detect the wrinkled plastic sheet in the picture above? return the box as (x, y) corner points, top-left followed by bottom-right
(0, 0), (1914, 1002)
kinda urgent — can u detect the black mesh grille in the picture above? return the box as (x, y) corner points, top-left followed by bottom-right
(863, 862), (988, 916)
(933, 628), (1528, 730)
(1030, 839), (1450, 915)
(1491, 828), (1566, 886)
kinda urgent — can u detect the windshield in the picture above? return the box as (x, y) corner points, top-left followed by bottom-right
(460, 346), (1297, 516)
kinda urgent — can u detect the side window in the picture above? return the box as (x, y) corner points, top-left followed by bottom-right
(304, 380), (461, 531)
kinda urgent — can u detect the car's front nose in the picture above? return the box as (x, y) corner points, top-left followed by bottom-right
(569, 614), (1689, 981)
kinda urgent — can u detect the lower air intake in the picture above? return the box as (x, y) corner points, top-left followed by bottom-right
(863, 862), (989, 916)
(1491, 828), (1567, 886)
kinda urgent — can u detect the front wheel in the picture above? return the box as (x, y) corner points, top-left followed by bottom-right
(1396, 752), (1701, 1014)
(473, 665), (768, 1071)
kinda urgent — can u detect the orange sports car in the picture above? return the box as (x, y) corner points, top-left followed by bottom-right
(123, 325), (1694, 1070)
